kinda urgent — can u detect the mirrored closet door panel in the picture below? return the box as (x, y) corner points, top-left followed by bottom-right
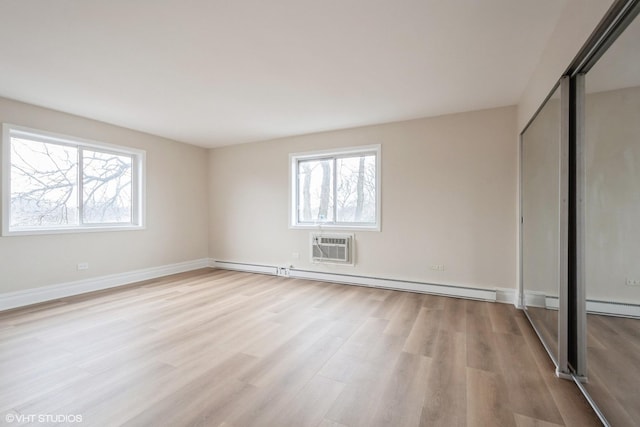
(582, 9), (640, 425)
(521, 85), (563, 363)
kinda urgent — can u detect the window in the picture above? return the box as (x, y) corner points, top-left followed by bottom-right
(290, 145), (380, 230)
(2, 124), (145, 235)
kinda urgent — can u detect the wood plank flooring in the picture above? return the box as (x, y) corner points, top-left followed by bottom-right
(0, 269), (600, 426)
(524, 306), (558, 362)
(585, 314), (640, 427)
(524, 305), (640, 426)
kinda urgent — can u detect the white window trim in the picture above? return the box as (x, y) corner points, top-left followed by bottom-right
(289, 144), (381, 231)
(2, 123), (146, 236)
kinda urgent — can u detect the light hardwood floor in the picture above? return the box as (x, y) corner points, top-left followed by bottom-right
(585, 314), (640, 427)
(0, 269), (600, 427)
(525, 306), (559, 361)
(524, 305), (640, 426)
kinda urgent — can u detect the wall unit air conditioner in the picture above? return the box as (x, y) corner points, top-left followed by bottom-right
(310, 233), (354, 265)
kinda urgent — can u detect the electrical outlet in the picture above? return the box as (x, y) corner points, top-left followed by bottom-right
(626, 278), (640, 286)
(292, 252), (299, 259)
(77, 262), (89, 271)
(277, 267), (290, 277)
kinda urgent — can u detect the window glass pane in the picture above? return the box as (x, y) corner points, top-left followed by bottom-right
(336, 154), (376, 223)
(291, 147), (379, 228)
(10, 138), (79, 227)
(83, 150), (133, 224)
(297, 158), (334, 223)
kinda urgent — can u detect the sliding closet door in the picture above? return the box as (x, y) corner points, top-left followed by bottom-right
(578, 9), (640, 425)
(521, 0), (640, 424)
(521, 82), (567, 369)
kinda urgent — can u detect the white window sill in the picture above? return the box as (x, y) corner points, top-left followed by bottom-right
(289, 223), (380, 232)
(3, 224), (145, 237)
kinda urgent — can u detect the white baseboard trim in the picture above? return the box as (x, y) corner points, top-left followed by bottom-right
(0, 258), (211, 312)
(211, 260), (278, 275)
(586, 300), (640, 318)
(496, 288), (518, 306)
(522, 291), (548, 308)
(546, 296), (559, 310)
(290, 269), (496, 301)
(524, 291), (640, 318)
(515, 290), (524, 308)
(212, 260), (497, 301)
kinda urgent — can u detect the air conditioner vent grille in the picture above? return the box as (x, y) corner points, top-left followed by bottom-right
(320, 237), (347, 245)
(311, 233), (354, 265)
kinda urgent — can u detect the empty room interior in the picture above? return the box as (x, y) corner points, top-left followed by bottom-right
(1, 0), (639, 426)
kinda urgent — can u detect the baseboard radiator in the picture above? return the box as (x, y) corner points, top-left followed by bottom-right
(211, 260), (498, 302)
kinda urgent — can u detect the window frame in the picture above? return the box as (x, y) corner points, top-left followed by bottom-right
(2, 123), (146, 236)
(289, 144), (381, 231)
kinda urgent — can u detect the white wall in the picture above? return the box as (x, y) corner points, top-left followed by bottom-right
(516, 0), (614, 304)
(521, 94), (561, 297)
(519, 84), (640, 307)
(518, 0), (614, 132)
(585, 86), (640, 304)
(0, 97), (209, 294)
(1, 0), (616, 299)
(209, 106), (517, 291)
